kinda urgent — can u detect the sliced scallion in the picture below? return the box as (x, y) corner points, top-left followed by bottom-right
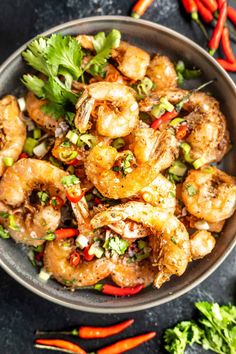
(33, 128), (42, 139)
(112, 138), (125, 150)
(193, 157), (206, 169)
(59, 150), (78, 162)
(169, 161), (187, 177)
(80, 134), (97, 148)
(66, 130), (80, 145)
(0, 225), (10, 239)
(180, 142), (194, 163)
(3, 157), (14, 167)
(9, 214), (20, 231)
(169, 118), (185, 127)
(23, 137), (38, 156)
(33, 141), (48, 158)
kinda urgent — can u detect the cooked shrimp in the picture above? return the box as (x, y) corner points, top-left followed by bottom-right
(108, 220), (151, 239)
(111, 259), (155, 287)
(26, 92), (60, 134)
(91, 201), (191, 288)
(75, 82), (139, 138)
(146, 54), (177, 90)
(76, 34), (94, 50)
(85, 130), (178, 199)
(0, 96), (26, 176)
(0, 159), (67, 245)
(190, 230), (216, 260)
(140, 88), (229, 164)
(44, 238), (114, 287)
(139, 174), (176, 212)
(112, 41), (150, 81)
(182, 167), (236, 222)
(52, 137), (87, 164)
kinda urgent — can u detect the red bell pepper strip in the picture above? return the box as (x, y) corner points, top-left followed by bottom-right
(200, 0), (218, 13)
(151, 110), (178, 130)
(83, 245), (95, 261)
(195, 0), (214, 23)
(209, 1), (227, 55)
(131, 0), (154, 18)
(35, 339), (86, 354)
(35, 319), (134, 339)
(95, 332), (156, 354)
(181, 0), (208, 38)
(216, 58), (236, 71)
(221, 27), (235, 63)
(94, 283), (144, 296)
(227, 6), (236, 26)
(66, 189), (85, 203)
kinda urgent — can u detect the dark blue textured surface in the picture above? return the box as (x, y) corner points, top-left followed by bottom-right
(0, 1), (235, 353)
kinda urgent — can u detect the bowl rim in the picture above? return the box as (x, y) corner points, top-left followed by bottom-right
(0, 15), (235, 313)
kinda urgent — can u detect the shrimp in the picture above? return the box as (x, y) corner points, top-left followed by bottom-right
(75, 82), (139, 138)
(182, 167), (236, 222)
(146, 54), (177, 90)
(190, 230), (216, 260)
(140, 88), (229, 164)
(0, 159), (67, 245)
(26, 92), (60, 134)
(85, 130), (178, 199)
(111, 259), (155, 287)
(0, 95), (26, 176)
(43, 238), (114, 287)
(112, 41), (150, 81)
(76, 34), (94, 50)
(91, 201), (191, 288)
(139, 174), (176, 212)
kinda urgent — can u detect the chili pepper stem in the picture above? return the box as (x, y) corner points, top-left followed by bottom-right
(34, 344), (76, 353)
(35, 330), (76, 336)
(192, 14), (209, 39)
(209, 48), (216, 56)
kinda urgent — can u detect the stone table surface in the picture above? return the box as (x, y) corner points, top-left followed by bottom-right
(0, 1), (235, 353)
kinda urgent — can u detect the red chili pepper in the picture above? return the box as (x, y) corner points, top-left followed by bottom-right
(181, 0), (208, 38)
(209, 1), (227, 55)
(94, 197), (102, 205)
(66, 189), (85, 203)
(50, 196), (65, 210)
(94, 283), (144, 296)
(35, 319), (134, 339)
(200, 0), (218, 13)
(83, 245), (95, 261)
(221, 27), (235, 63)
(195, 0), (214, 23)
(217, 0), (225, 9)
(67, 158), (81, 166)
(19, 152), (29, 159)
(131, 0), (154, 18)
(228, 6), (236, 26)
(70, 251), (81, 267)
(35, 339), (86, 354)
(54, 228), (79, 240)
(151, 110), (178, 130)
(176, 124), (189, 140)
(216, 58), (236, 71)
(96, 332), (156, 354)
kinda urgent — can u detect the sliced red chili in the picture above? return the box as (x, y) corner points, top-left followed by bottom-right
(94, 197), (102, 205)
(151, 110), (178, 130)
(55, 228), (79, 240)
(83, 246), (95, 261)
(176, 124), (189, 140)
(19, 152), (29, 159)
(66, 188), (85, 204)
(95, 283), (144, 296)
(66, 158), (81, 166)
(70, 251), (81, 267)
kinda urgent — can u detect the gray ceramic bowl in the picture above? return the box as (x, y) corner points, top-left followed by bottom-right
(0, 16), (235, 313)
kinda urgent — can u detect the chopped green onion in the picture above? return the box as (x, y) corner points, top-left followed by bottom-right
(169, 161), (187, 177)
(186, 184), (196, 196)
(169, 118), (185, 127)
(193, 157), (206, 169)
(67, 165), (75, 174)
(0, 225), (10, 239)
(88, 243), (104, 258)
(180, 142), (194, 163)
(80, 134), (97, 148)
(112, 138), (125, 150)
(138, 240), (147, 250)
(151, 97), (175, 118)
(137, 77), (153, 97)
(44, 231), (56, 241)
(177, 72), (184, 85)
(85, 193), (93, 202)
(168, 173), (182, 183)
(60, 140), (71, 148)
(183, 68), (202, 80)
(136, 252), (150, 261)
(33, 141), (48, 158)
(37, 191), (49, 206)
(171, 236), (178, 245)
(38, 268), (51, 282)
(66, 130), (80, 145)
(104, 236), (129, 255)
(9, 214), (20, 231)
(23, 137), (38, 156)
(49, 156), (62, 167)
(175, 60), (185, 73)
(17, 97), (26, 112)
(61, 175), (80, 188)
(75, 234), (88, 249)
(3, 157), (14, 167)
(33, 128), (42, 139)
(59, 150), (78, 162)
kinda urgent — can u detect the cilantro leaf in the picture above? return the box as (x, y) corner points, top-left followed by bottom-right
(43, 77), (77, 105)
(22, 36), (50, 75)
(21, 74), (45, 98)
(85, 29), (121, 75)
(46, 34), (83, 79)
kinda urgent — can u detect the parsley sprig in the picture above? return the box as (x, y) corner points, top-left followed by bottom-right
(21, 30), (121, 122)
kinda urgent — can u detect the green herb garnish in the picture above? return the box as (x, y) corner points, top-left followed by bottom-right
(61, 175), (80, 187)
(0, 225), (10, 239)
